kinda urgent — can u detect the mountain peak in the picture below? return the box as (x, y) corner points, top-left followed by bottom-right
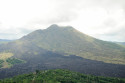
(47, 24), (74, 31)
(48, 24), (59, 29)
(50, 24), (58, 27)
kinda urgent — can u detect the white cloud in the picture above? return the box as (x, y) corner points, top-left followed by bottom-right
(0, 0), (125, 41)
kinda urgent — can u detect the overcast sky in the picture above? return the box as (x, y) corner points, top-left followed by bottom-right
(0, 0), (125, 42)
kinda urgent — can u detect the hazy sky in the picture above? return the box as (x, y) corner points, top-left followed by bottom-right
(0, 0), (125, 42)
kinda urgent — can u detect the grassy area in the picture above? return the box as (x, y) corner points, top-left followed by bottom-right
(79, 52), (125, 64)
(0, 52), (13, 60)
(0, 52), (13, 68)
(0, 52), (25, 68)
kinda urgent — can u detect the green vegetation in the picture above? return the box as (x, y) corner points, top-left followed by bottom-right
(0, 69), (125, 83)
(0, 60), (4, 68)
(0, 60), (4, 64)
(20, 24), (125, 64)
(6, 58), (25, 65)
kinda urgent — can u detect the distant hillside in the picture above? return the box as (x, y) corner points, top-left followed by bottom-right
(115, 42), (125, 46)
(1, 69), (125, 83)
(0, 39), (12, 44)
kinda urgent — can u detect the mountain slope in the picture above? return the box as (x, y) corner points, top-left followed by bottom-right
(20, 24), (125, 64)
(1, 69), (125, 83)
